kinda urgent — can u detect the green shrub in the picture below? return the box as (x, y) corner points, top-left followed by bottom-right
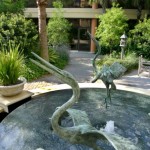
(48, 47), (59, 64)
(96, 3), (128, 54)
(23, 60), (47, 81)
(129, 17), (150, 59)
(54, 45), (70, 69)
(48, 45), (70, 69)
(97, 53), (138, 73)
(55, 45), (70, 61)
(0, 13), (38, 57)
(48, 45), (70, 67)
(0, 0), (25, 13)
(47, 1), (72, 46)
(0, 42), (25, 85)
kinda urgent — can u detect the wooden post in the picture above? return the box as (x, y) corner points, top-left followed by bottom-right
(37, 0), (49, 61)
(90, 3), (98, 53)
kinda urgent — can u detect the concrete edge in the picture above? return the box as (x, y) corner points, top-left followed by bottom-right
(30, 83), (150, 97)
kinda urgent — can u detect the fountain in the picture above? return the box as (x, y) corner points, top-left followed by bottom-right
(0, 52), (150, 150)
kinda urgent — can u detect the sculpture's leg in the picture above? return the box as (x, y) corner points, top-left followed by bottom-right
(104, 87), (109, 108)
(104, 86), (111, 108)
(104, 97), (108, 108)
(108, 88), (111, 103)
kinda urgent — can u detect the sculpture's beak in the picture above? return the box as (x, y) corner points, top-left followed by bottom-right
(30, 52), (77, 86)
(30, 52), (65, 77)
(91, 74), (100, 83)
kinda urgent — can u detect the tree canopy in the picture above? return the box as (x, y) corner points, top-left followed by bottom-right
(0, 0), (25, 13)
(96, 4), (128, 53)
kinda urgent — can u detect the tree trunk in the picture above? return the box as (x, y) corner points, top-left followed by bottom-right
(101, 0), (108, 13)
(37, 0), (49, 61)
(132, 0), (144, 21)
(137, 2), (143, 21)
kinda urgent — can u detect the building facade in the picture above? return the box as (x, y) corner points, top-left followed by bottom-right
(24, 1), (149, 52)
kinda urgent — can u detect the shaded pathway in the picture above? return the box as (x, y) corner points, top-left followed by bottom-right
(24, 51), (95, 90)
(24, 51), (150, 93)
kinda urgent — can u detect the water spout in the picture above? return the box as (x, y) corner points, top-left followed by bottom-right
(104, 120), (115, 134)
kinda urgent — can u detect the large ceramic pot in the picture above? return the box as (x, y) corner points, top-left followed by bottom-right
(0, 77), (26, 97)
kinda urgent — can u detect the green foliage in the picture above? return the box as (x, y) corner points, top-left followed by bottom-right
(0, 0), (25, 13)
(59, 0), (74, 7)
(47, 1), (72, 46)
(48, 47), (59, 64)
(0, 13), (38, 57)
(0, 42), (25, 85)
(48, 45), (70, 69)
(97, 53), (138, 72)
(96, 4), (128, 53)
(129, 17), (150, 59)
(53, 45), (70, 69)
(23, 60), (47, 81)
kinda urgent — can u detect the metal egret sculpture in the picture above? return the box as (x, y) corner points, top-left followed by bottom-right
(30, 52), (139, 150)
(87, 31), (126, 108)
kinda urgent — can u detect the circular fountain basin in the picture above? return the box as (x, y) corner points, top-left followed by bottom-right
(0, 86), (150, 150)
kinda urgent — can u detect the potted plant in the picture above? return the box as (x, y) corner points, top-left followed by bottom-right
(0, 42), (26, 96)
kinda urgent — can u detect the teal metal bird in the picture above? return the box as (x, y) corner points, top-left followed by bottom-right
(87, 31), (126, 108)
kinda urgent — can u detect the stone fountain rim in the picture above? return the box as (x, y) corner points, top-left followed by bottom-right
(1, 83), (150, 150)
(31, 83), (150, 97)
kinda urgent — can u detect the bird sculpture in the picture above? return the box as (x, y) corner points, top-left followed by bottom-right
(87, 31), (126, 108)
(30, 52), (139, 150)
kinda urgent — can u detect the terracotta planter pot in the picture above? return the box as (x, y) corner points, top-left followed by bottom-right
(0, 77), (26, 97)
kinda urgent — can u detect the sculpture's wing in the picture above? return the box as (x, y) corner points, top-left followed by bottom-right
(110, 62), (126, 79)
(98, 130), (140, 150)
(66, 109), (92, 126)
(82, 130), (140, 150)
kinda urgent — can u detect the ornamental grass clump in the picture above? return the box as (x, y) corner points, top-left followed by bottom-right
(0, 42), (25, 86)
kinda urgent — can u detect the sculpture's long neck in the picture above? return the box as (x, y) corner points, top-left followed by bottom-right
(51, 79), (80, 133)
(91, 47), (102, 83)
(30, 52), (80, 136)
(87, 31), (101, 74)
(93, 49), (101, 74)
